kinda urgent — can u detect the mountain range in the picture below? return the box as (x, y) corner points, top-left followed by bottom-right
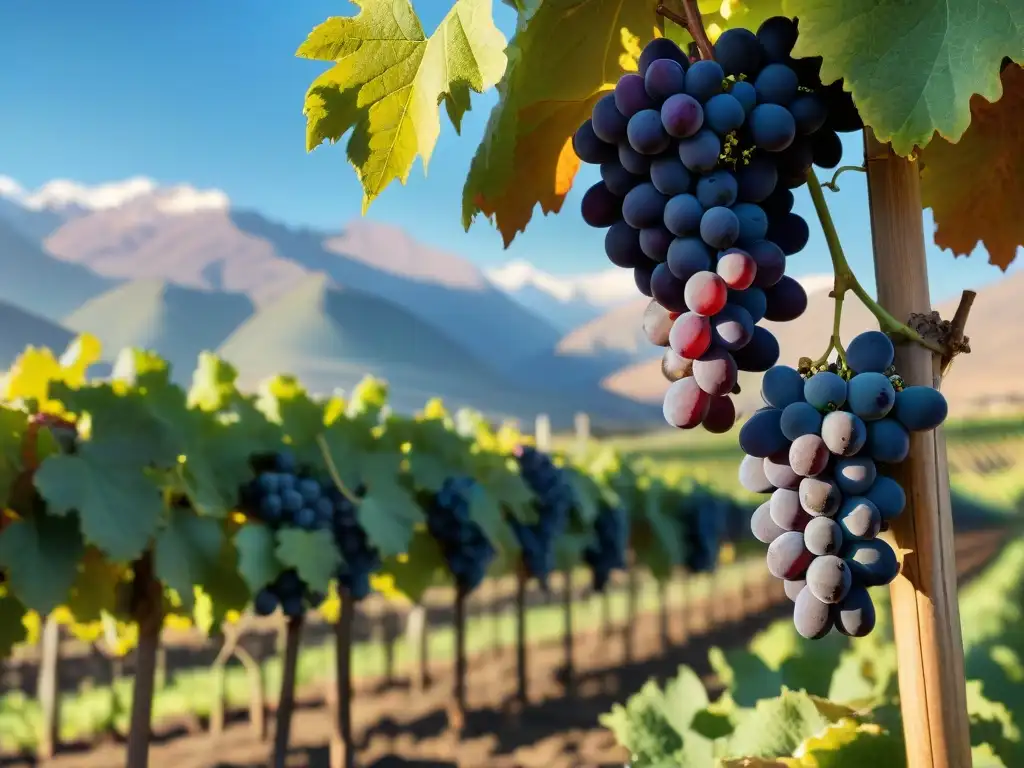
(0, 175), (1013, 430)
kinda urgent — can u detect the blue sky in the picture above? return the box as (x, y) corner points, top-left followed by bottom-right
(0, 0), (1015, 303)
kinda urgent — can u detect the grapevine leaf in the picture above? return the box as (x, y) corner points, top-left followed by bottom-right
(0, 407), (27, 505)
(297, 0), (508, 212)
(358, 484), (423, 557)
(691, 708), (736, 740)
(153, 507), (224, 611)
(0, 512), (84, 614)
(383, 529), (447, 603)
(66, 547), (124, 623)
(467, 483), (504, 545)
(187, 353), (239, 412)
(563, 466), (600, 524)
(462, 0), (661, 246)
(660, 665), (711, 735)
(796, 718), (904, 766)
(192, 540), (250, 633)
(0, 593), (28, 656)
(920, 64), (1024, 270)
(724, 689), (830, 758)
(34, 449), (163, 563)
(710, 646), (784, 708)
(234, 523), (282, 595)
(257, 375), (325, 448)
(784, 0), (1024, 155)
(275, 528), (340, 593)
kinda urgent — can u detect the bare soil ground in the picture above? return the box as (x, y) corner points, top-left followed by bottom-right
(5, 528), (1007, 768)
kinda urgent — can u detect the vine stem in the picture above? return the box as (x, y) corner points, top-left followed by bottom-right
(804, 169), (944, 358)
(316, 434), (361, 505)
(822, 164), (867, 193)
(656, 0), (715, 60)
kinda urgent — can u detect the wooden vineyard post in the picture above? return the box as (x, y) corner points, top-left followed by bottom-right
(515, 566), (528, 705)
(450, 588), (468, 732)
(331, 590), (356, 768)
(405, 604), (429, 692)
(37, 614), (61, 760)
(561, 569), (575, 697)
(863, 129), (973, 768)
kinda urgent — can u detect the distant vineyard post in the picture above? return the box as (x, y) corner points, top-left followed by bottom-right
(863, 130), (973, 766)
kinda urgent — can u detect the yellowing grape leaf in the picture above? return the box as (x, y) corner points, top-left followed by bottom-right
(920, 64), (1024, 270)
(462, 0), (662, 246)
(784, 0), (1024, 156)
(297, 0), (508, 213)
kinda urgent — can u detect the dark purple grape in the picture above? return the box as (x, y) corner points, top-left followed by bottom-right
(638, 37), (689, 75)
(614, 73), (654, 117)
(604, 221), (647, 268)
(664, 194), (705, 237)
(622, 183), (668, 228)
(573, 120), (617, 164)
(580, 182), (621, 228)
(640, 226), (674, 262)
(601, 161), (642, 196)
(747, 239), (786, 288)
(644, 58), (686, 101)
(732, 326), (779, 372)
(650, 263), (689, 312)
(750, 104), (796, 151)
(634, 263), (655, 296)
(667, 236), (713, 281)
(735, 157), (778, 202)
(592, 93), (629, 143)
(714, 27), (762, 76)
(812, 129), (843, 169)
(704, 93), (746, 135)
(650, 157), (692, 196)
(763, 276), (807, 321)
(684, 60), (725, 103)
(678, 129), (721, 173)
(627, 109), (671, 155)
(661, 93), (704, 139)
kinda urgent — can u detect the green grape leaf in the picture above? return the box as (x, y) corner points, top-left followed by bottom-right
(66, 547), (124, 622)
(777, 634), (847, 697)
(784, 0), (1024, 156)
(191, 539), (251, 634)
(920, 64), (1024, 271)
(725, 689), (830, 759)
(0, 512), (84, 614)
(563, 466), (600, 524)
(0, 406), (27, 505)
(660, 665), (711, 735)
(796, 717), (905, 767)
(153, 507), (224, 611)
(973, 743), (1010, 768)
(691, 707), (736, 740)
(384, 529), (447, 603)
(358, 484), (423, 557)
(709, 646), (784, 708)
(234, 523), (283, 595)
(462, 0), (661, 246)
(298, 0), (508, 212)
(34, 448), (164, 563)
(186, 352), (240, 412)
(0, 593), (28, 656)
(257, 375), (325, 448)
(467, 483), (504, 545)
(276, 528), (340, 593)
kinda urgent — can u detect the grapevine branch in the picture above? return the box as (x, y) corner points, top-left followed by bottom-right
(804, 169), (945, 361)
(315, 434), (361, 505)
(656, 0), (715, 61)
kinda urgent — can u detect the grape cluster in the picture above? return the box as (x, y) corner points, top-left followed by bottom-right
(738, 331), (949, 639)
(509, 445), (576, 587)
(684, 493), (724, 573)
(583, 503), (629, 591)
(427, 476), (497, 595)
(573, 17), (863, 434)
(328, 484), (381, 601)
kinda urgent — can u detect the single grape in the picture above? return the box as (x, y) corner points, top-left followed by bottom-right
(642, 299), (676, 347)
(746, 239), (786, 288)
(738, 407), (787, 457)
(704, 93), (746, 135)
(893, 386), (949, 432)
(601, 161), (642, 196)
(835, 585), (876, 637)
(729, 286), (767, 322)
(804, 516), (843, 556)
(770, 488), (811, 531)
(684, 271), (728, 316)
(767, 530), (813, 579)
(730, 80), (756, 113)
(639, 226), (673, 262)
(783, 578), (806, 602)
(735, 157), (778, 202)
(760, 186), (795, 218)
(763, 451), (801, 490)
(732, 326), (780, 372)
(669, 312), (712, 359)
(619, 141), (652, 175)
(661, 93), (705, 139)
(638, 37), (689, 75)
(812, 129), (844, 169)
(622, 183), (668, 229)
(780, 402), (823, 441)
(650, 263), (689, 313)
(757, 16), (798, 63)
(696, 169), (739, 208)
(766, 213), (809, 255)
(866, 418), (911, 463)
(863, 475), (906, 522)
(678, 129), (721, 173)
(684, 60), (725, 103)
(650, 157), (692, 196)
(799, 476), (842, 517)
(763, 276), (808, 321)
(692, 345), (737, 396)
(604, 221), (647, 268)
(732, 202), (769, 243)
(847, 372), (896, 421)
(790, 434), (830, 477)
(614, 73), (654, 117)
(845, 539), (900, 587)
(716, 250), (757, 290)
(761, 365), (805, 409)
(663, 377), (711, 428)
(580, 182), (622, 228)
(592, 93), (629, 143)
(790, 94), (828, 135)
(804, 371), (847, 412)
(573, 120), (617, 164)
(699, 206), (740, 249)
(820, 411), (868, 456)
(711, 303), (754, 351)
(664, 194), (705, 237)
(627, 109), (671, 155)
(754, 63), (800, 106)
(644, 58), (686, 101)
(845, 331), (895, 374)
(805, 554), (852, 604)
(740, 453), (774, 494)
(667, 236), (713, 280)
(751, 501), (784, 544)
(661, 348), (693, 383)
(634, 264), (655, 297)
(750, 103), (796, 151)
(834, 457), (877, 496)
(714, 27), (762, 75)
(703, 395), (737, 433)
(837, 496), (881, 540)
(794, 587), (833, 639)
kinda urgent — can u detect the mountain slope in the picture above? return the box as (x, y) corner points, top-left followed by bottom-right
(63, 279), (255, 381)
(0, 218), (115, 320)
(0, 300), (75, 369)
